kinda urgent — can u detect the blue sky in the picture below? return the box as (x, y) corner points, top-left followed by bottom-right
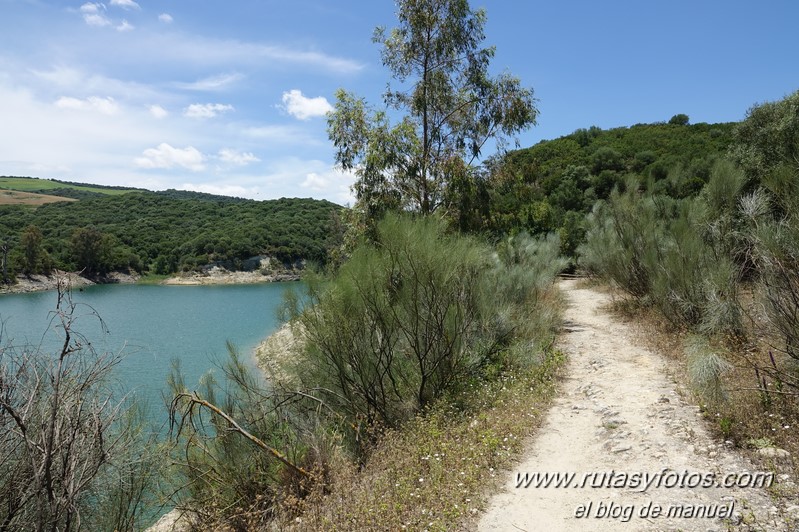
(1, 0), (797, 204)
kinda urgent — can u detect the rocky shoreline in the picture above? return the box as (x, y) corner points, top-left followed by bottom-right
(0, 271), (139, 295)
(0, 266), (301, 295)
(160, 266), (300, 286)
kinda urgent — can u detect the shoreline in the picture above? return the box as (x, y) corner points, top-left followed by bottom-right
(160, 266), (301, 286)
(0, 270), (139, 295)
(0, 267), (301, 295)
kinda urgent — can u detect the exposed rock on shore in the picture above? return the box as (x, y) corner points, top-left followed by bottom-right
(0, 271), (139, 295)
(253, 321), (305, 387)
(161, 266), (300, 286)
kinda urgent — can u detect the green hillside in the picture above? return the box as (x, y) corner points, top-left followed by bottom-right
(472, 118), (736, 257)
(0, 176), (141, 198)
(0, 191), (341, 277)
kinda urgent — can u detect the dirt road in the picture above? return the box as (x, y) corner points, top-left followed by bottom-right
(478, 279), (793, 531)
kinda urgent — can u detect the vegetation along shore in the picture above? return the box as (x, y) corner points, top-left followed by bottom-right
(2, 0), (799, 530)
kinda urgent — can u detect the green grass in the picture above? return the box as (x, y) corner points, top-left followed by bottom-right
(0, 176), (137, 196)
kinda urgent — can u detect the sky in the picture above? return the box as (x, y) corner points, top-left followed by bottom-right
(1, 0), (797, 205)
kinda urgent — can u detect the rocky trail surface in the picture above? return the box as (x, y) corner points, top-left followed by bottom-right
(478, 279), (796, 531)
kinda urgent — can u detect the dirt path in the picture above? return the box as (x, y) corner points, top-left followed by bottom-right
(478, 279), (793, 531)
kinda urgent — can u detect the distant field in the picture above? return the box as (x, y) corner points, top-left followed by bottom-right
(0, 176), (137, 196)
(0, 189), (78, 206)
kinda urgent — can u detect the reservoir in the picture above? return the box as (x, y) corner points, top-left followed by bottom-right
(0, 282), (295, 426)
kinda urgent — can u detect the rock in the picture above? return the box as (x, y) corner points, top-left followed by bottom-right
(757, 447), (792, 467)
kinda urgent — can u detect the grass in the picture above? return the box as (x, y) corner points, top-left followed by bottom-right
(0, 189), (77, 206)
(271, 349), (565, 531)
(0, 176), (136, 196)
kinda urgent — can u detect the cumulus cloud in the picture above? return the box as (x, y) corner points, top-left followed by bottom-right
(158, 13), (173, 23)
(109, 0), (140, 9)
(218, 148), (259, 166)
(300, 167), (356, 205)
(183, 103), (234, 119)
(135, 143), (206, 171)
(55, 95), (119, 115)
(280, 89), (333, 120)
(148, 104), (168, 119)
(80, 2), (111, 27)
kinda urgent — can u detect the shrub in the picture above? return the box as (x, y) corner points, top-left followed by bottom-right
(280, 215), (563, 455)
(579, 181), (665, 298)
(166, 215), (565, 527)
(0, 282), (158, 531)
(685, 335), (731, 406)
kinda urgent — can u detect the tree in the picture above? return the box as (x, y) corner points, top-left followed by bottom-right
(729, 89), (799, 189)
(20, 224), (48, 276)
(328, 0), (537, 221)
(70, 226), (112, 276)
(669, 113), (690, 126)
(1, 236), (13, 284)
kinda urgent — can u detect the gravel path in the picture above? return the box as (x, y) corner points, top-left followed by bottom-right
(478, 279), (794, 531)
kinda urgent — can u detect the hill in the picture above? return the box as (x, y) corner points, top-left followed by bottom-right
(0, 190), (341, 277)
(475, 118), (737, 255)
(0, 189), (78, 206)
(0, 176), (142, 201)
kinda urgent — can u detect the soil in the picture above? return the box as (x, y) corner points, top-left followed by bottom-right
(477, 279), (797, 531)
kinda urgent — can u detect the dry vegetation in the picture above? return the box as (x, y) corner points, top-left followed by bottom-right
(602, 285), (799, 495)
(270, 351), (564, 531)
(0, 189), (76, 206)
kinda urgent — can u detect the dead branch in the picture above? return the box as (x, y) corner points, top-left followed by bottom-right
(171, 392), (312, 479)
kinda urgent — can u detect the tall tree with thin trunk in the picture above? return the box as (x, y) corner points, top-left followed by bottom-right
(328, 0), (537, 222)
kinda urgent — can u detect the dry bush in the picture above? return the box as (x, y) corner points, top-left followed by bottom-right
(269, 351), (564, 531)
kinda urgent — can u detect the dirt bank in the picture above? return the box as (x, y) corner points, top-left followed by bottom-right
(0, 271), (138, 295)
(161, 266), (300, 286)
(478, 279), (796, 531)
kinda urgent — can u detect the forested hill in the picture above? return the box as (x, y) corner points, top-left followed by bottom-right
(0, 191), (341, 276)
(481, 117), (736, 254)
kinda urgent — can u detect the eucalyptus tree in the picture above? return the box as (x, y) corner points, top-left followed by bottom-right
(328, 0), (537, 221)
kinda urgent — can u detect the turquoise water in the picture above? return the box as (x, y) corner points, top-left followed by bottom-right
(0, 282), (296, 425)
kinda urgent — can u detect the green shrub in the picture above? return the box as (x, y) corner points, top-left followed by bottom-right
(686, 335), (732, 406)
(281, 215), (563, 455)
(579, 181), (665, 298)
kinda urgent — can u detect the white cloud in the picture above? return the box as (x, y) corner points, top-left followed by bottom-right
(55, 95), (119, 115)
(135, 143), (206, 171)
(80, 2), (103, 14)
(175, 73), (244, 92)
(281, 89), (333, 120)
(158, 13), (173, 23)
(148, 104), (168, 119)
(299, 167), (356, 205)
(80, 2), (111, 26)
(183, 103), (234, 119)
(116, 19), (134, 32)
(177, 183), (257, 198)
(218, 148), (259, 166)
(32, 66), (164, 103)
(136, 34), (364, 74)
(110, 0), (140, 10)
